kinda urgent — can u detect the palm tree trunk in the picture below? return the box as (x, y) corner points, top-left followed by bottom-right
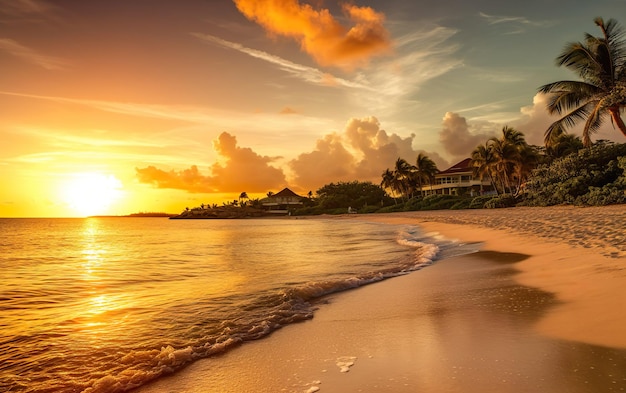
(487, 172), (498, 195)
(609, 108), (626, 138)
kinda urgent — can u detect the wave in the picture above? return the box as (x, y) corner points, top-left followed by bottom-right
(70, 227), (446, 392)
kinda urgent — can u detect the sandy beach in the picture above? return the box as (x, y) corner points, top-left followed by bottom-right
(137, 205), (626, 393)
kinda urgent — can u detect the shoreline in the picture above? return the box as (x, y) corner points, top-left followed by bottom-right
(350, 205), (626, 348)
(136, 205), (626, 393)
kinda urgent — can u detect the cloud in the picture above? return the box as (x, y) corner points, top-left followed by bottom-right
(289, 132), (356, 190)
(289, 116), (448, 190)
(349, 25), (461, 119)
(439, 112), (496, 157)
(136, 132), (287, 193)
(514, 93), (624, 145)
(136, 165), (214, 193)
(0, 39), (68, 70)
(512, 94), (556, 145)
(209, 132), (287, 192)
(479, 12), (538, 26)
(192, 33), (372, 89)
(0, 0), (55, 18)
(478, 12), (550, 34)
(233, 0), (392, 70)
(279, 107), (298, 114)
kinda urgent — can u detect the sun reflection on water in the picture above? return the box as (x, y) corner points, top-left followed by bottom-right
(76, 219), (123, 333)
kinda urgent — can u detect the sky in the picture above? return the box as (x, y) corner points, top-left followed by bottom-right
(1, 0), (625, 217)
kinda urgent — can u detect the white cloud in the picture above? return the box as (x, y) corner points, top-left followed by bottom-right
(514, 93), (625, 145)
(192, 33), (373, 90)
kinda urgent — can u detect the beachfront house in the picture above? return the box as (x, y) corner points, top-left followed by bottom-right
(261, 188), (304, 214)
(422, 158), (494, 197)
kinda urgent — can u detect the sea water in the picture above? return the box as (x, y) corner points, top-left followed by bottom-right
(0, 217), (474, 392)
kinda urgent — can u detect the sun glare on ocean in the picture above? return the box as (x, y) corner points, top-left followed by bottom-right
(60, 173), (124, 217)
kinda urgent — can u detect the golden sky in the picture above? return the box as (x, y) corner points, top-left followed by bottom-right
(0, 0), (624, 217)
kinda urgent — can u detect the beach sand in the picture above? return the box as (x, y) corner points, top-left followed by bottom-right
(137, 205), (626, 393)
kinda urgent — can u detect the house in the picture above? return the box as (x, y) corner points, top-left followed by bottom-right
(422, 158), (494, 196)
(261, 188), (304, 214)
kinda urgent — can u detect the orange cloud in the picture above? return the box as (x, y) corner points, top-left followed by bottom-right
(289, 132), (356, 189)
(210, 132), (287, 192)
(439, 112), (495, 158)
(233, 0), (391, 70)
(289, 117), (448, 191)
(279, 106), (298, 114)
(136, 132), (286, 193)
(136, 165), (214, 193)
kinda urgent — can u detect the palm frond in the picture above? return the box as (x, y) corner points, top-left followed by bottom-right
(561, 102), (596, 128)
(539, 17), (626, 147)
(557, 42), (604, 79)
(596, 18), (626, 81)
(544, 122), (566, 146)
(539, 81), (599, 114)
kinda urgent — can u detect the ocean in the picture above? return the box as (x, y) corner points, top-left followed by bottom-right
(0, 217), (476, 393)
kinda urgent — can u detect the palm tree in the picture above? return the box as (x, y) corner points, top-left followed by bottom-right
(381, 168), (400, 203)
(546, 133), (584, 159)
(239, 192), (249, 205)
(471, 142), (498, 194)
(538, 17), (626, 147)
(514, 144), (541, 193)
(501, 126), (527, 148)
(489, 137), (520, 194)
(266, 191), (274, 198)
(414, 153), (438, 197)
(393, 157), (413, 200)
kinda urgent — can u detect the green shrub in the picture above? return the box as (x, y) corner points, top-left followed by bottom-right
(469, 195), (496, 209)
(359, 205), (381, 214)
(426, 197), (463, 210)
(523, 142), (626, 206)
(378, 204), (405, 213)
(484, 194), (516, 208)
(450, 199), (472, 210)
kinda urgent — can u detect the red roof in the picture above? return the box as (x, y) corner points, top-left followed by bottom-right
(273, 188), (302, 198)
(437, 158), (472, 175)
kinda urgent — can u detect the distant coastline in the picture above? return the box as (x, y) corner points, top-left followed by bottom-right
(89, 212), (177, 218)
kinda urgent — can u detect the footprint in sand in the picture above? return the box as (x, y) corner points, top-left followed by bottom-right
(336, 356), (357, 373)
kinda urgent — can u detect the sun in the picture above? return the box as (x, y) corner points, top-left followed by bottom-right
(60, 173), (124, 217)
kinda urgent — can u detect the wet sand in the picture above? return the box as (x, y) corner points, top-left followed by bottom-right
(137, 205), (626, 393)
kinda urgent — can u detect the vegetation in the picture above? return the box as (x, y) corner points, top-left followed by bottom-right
(167, 18), (625, 218)
(521, 141), (626, 206)
(293, 181), (392, 215)
(380, 155), (438, 202)
(470, 126), (541, 196)
(538, 17), (626, 146)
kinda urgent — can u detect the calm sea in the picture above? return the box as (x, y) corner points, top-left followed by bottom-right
(0, 217), (474, 393)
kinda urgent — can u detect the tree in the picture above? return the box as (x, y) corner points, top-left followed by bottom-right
(501, 125), (527, 148)
(381, 168), (400, 203)
(538, 17), (626, 147)
(546, 133), (584, 159)
(471, 142), (498, 194)
(489, 137), (519, 194)
(239, 192), (249, 205)
(393, 157), (413, 200)
(514, 144), (541, 192)
(414, 153), (438, 196)
(474, 126), (539, 196)
(266, 191), (274, 198)
(317, 181), (387, 210)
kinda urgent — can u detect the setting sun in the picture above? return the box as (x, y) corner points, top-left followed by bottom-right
(60, 173), (124, 217)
